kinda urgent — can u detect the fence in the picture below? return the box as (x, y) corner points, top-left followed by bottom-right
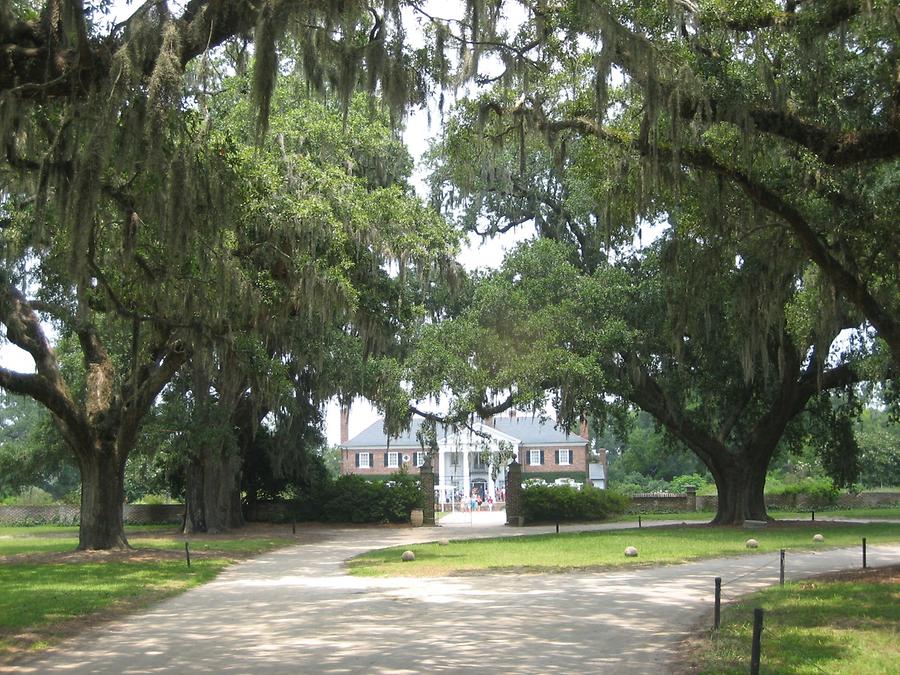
(2, 490), (897, 524)
(0, 504), (183, 525)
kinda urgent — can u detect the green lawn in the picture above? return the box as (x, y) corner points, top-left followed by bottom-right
(614, 507), (900, 522)
(0, 560), (227, 630)
(347, 522), (900, 576)
(0, 524), (173, 538)
(0, 526), (294, 557)
(0, 528), (296, 659)
(688, 571), (900, 674)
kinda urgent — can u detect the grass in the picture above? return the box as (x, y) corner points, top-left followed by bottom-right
(0, 526), (297, 661)
(0, 523), (172, 537)
(0, 560), (228, 630)
(0, 526), (294, 557)
(347, 522), (900, 577)
(685, 567), (900, 674)
(613, 506), (900, 522)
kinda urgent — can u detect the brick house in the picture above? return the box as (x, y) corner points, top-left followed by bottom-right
(340, 413), (590, 503)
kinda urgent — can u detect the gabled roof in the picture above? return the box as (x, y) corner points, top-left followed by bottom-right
(342, 415), (588, 449)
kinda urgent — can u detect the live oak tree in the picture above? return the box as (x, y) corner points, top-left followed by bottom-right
(408, 235), (884, 524)
(169, 84), (459, 534)
(416, 0), (897, 522)
(2, 1), (465, 546)
(3, 1), (896, 538)
(425, 85), (891, 523)
(427, 0), (900, 365)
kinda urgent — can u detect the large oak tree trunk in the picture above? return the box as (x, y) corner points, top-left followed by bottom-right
(709, 458), (769, 525)
(183, 447), (243, 534)
(77, 445), (129, 550)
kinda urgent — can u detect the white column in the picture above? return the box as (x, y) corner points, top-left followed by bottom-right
(462, 446), (470, 503)
(438, 447), (446, 504)
(438, 446), (446, 504)
(487, 463), (496, 501)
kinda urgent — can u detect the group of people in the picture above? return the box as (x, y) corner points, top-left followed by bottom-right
(441, 488), (506, 511)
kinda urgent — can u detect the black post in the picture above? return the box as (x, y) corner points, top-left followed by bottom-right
(862, 537), (867, 569)
(714, 577), (722, 630)
(185, 542), (191, 568)
(638, 515), (642, 528)
(779, 549), (785, 586)
(750, 608), (764, 675)
(811, 510), (815, 521)
(556, 521), (559, 534)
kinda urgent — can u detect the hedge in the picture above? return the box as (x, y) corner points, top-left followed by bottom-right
(292, 470), (424, 524)
(521, 486), (628, 524)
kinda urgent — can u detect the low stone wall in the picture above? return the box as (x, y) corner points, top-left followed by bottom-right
(628, 491), (900, 513)
(4, 491), (895, 525)
(0, 504), (183, 525)
(629, 492), (694, 512)
(244, 502), (292, 523)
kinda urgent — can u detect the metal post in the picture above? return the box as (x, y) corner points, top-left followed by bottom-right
(779, 549), (785, 586)
(556, 522), (559, 534)
(638, 515), (642, 528)
(185, 542), (191, 568)
(714, 577), (722, 630)
(750, 608), (764, 675)
(862, 537), (867, 569)
(811, 510), (815, 521)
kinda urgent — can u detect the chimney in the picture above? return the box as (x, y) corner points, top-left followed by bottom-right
(339, 404), (350, 445)
(598, 446), (609, 484)
(579, 415), (589, 439)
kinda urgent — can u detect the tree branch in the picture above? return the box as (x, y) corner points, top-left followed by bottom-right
(0, 281), (84, 437)
(515, 109), (900, 365)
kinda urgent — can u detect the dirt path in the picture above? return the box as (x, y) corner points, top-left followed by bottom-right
(7, 521), (900, 674)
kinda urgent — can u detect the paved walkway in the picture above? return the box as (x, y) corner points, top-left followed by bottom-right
(11, 520), (900, 674)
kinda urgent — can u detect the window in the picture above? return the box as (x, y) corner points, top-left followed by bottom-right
(387, 452), (399, 468)
(529, 450), (543, 466)
(451, 452), (459, 466)
(414, 452), (425, 467)
(357, 452), (371, 469)
(473, 454), (485, 469)
(557, 449), (571, 465)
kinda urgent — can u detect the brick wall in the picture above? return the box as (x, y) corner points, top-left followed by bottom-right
(520, 445), (588, 475)
(342, 448), (420, 475)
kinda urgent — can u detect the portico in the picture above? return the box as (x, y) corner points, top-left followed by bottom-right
(340, 414), (592, 496)
(434, 423), (520, 503)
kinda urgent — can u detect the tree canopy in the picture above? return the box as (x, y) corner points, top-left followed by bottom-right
(1, 1), (897, 538)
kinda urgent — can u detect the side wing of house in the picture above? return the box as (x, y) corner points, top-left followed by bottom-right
(339, 420), (428, 479)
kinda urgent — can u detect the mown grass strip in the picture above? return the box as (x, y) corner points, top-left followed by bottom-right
(0, 560), (228, 630)
(687, 569), (900, 674)
(0, 524), (173, 537)
(612, 507), (900, 523)
(0, 533), (296, 660)
(347, 522), (900, 577)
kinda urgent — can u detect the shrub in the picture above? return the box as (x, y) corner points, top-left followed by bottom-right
(767, 477), (839, 508)
(612, 472), (671, 495)
(135, 493), (173, 505)
(521, 486), (627, 524)
(292, 469), (423, 524)
(669, 473), (711, 494)
(0, 487), (56, 506)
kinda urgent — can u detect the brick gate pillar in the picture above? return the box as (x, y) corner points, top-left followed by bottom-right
(505, 460), (523, 526)
(420, 455), (436, 526)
